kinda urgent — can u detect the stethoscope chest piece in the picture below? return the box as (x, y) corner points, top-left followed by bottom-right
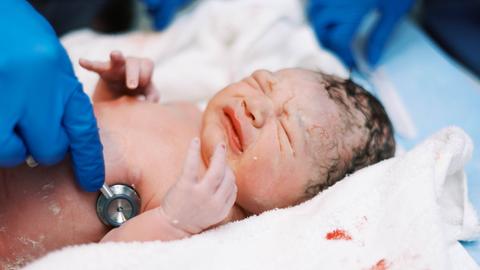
(96, 184), (140, 227)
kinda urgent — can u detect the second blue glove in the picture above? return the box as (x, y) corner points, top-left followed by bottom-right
(307, 0), (415, 68)
(142, 0), (196, 30)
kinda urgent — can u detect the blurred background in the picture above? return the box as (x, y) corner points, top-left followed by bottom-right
(28, 0), (480, 78)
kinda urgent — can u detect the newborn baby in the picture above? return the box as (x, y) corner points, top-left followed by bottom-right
(0, 52), (395, 268)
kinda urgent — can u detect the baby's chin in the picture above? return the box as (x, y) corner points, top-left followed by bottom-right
(235, 171), (308, 215)
(235, 190), (284, 215)
(199, 109), (239, 167)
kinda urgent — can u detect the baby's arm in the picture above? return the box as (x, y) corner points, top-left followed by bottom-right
(79, 51), (159, 103)
(100, 205), (190, 242)
(101, 139), (237, 242)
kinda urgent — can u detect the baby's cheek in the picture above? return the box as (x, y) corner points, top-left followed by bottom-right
(234, 154), (281, 212)
(200, 119), (226, 165)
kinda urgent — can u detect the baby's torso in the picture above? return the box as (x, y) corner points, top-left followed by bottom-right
(0, 98), (203, 268)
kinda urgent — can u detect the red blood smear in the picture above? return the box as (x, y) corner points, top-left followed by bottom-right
(368, 259), (388, 270)
(325, 229), (352, 240)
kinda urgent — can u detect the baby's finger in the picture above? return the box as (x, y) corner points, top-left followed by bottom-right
(78, 58), (94, 70)
(110, 51), (126, 68)
(215, 165), (236, 198)
(220, 184), (237, 219)
(138, 59), (154, 88)
(79, 58), (110, 73)
(145, 85), (160, 102)
(125, 58), (140, 89)
(180, 138), (202, 183)
(202, 143), (226, 190)
(225, 183), (237, 207)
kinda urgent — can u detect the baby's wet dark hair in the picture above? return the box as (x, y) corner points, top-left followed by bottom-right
(304, 73), (395, 198)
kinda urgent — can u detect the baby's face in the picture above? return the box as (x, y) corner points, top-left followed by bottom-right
(201, 69), (342, 214)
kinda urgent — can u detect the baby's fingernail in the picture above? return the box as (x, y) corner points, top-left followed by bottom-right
(192, 137), (200, 145)
(128, 80), (137, 88)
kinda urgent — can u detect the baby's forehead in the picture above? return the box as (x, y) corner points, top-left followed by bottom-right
(274, 69), (332, 103)
(273, 69), (338, 118)
(274, 68), (324, 86)
(272, 68), (344, 149)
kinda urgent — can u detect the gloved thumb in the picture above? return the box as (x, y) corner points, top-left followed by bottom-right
(63, 85), (105, 192)
(366, 7), (403, 67)
(322, 22), (362, 68)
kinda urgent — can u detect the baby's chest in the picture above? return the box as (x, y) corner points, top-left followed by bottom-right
(127, 105), (203, 212)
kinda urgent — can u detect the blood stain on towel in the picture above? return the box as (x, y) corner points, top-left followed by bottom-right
(366, 259), (389, 270)
(325, 229), (352, 240)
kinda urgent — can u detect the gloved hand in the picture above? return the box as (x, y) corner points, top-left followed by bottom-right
(307, 0), (415, 67)
(142, 0), (196, 30)
(0, 0), (104, 192)
(161, 139), (237, 234)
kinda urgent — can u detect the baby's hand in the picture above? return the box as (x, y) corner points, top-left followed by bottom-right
(79, 51), (159, 101)
(161, 138), (237, 234)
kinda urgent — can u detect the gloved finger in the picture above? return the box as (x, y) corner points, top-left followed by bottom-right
(125, 58), (140, 89)
(0, 130), (27, 167)
(180, 138), (201, 183)
(366, 3), (412, 66)
(139, 59), (154, 88)
(321, 7), (369, 68)
(307, 6), (340, 44)
(150, 0), (179, 31)
(323, 24), (358, 67)
(17, 100), (69, 165)
(63, 88), (105, 192)
(79, 58), (110, 73)
(203, 143), (226, 190)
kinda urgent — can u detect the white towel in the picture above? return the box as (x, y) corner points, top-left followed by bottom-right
(24, 127), (479, 269)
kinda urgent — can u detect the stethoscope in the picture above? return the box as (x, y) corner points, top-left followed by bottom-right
(97, 183), (141, 227)
(26, 156), (140, 227)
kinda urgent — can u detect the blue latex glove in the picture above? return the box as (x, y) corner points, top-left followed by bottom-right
(142, 0), (195, 30)
(307, 0), (415, 67)
(0, 0), (104, 192)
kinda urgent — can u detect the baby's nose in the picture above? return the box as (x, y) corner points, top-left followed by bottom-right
(242, 98), (272, 128)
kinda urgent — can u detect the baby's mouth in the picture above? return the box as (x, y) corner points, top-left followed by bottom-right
(222, 107), (244, 154)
